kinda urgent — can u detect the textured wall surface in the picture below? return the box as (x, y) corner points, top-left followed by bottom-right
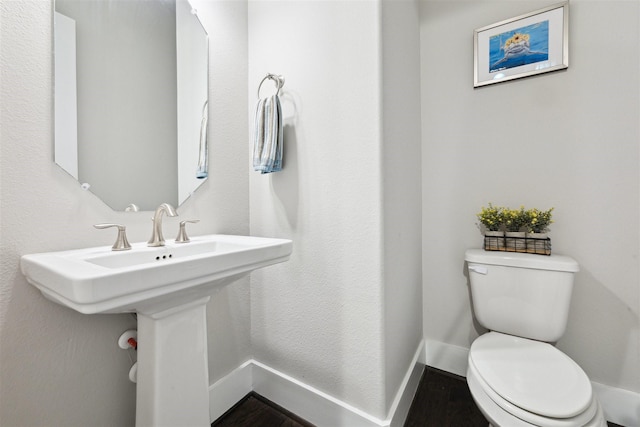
(0, 1), (250, 425)
(248, 0), (386, 418)
(248, 0), (424, 420)
(420, 0), (640, 394)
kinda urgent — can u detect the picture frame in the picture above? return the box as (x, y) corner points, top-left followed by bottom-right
(474, 2), (569, 88)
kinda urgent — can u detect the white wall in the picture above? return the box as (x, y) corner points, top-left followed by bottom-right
(248, 0), (386, 417)
(420, 0), (639, 399)
(381, 0), (423, 413)
(0, 1), (249, 425)
(248, 0), (423, 421)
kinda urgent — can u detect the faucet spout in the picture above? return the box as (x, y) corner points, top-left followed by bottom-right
(148, 203), (178, 247)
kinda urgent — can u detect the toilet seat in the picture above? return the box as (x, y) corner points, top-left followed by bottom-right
(467, 361), (605, 427)
(467, 332), (605, 427)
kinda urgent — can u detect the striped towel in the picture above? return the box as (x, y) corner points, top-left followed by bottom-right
(253, 94), (283, 174)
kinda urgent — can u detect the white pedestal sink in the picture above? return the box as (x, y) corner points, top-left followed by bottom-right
(21, 234), (292, 426)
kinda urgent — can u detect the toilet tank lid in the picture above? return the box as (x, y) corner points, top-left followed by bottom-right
(465, 249), (579, 272)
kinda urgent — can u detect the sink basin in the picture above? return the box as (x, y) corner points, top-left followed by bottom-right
(21, 233), (292, 426)
(21, 234), (292, 314)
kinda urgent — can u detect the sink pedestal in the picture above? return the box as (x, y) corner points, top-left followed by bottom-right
(136, 296), (211, 427)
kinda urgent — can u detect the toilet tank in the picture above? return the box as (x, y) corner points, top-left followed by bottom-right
(465, 249), (579, 342)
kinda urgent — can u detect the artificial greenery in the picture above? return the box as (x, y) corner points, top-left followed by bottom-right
(525, 207), (554, 233)
(477, 204), (554, 233)
(504, 206), (528, 232)
(476, 204), (504, 231)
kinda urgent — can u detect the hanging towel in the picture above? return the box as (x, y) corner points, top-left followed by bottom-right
(196, 101), (209, 179)
(253, 94), (283, 174)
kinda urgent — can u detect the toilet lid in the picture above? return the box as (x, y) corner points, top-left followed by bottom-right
(469, 332), (593, 419)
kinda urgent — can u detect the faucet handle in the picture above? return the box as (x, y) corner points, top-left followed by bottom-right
(175, 220), (200, 243)
(94, 224), (132, 251)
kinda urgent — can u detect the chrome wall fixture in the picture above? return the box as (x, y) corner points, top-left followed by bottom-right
(257, 73), (285, 98)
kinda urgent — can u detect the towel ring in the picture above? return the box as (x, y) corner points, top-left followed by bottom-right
(257, 73), (285, 98)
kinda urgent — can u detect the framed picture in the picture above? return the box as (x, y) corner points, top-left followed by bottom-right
(474, 2), (569, 88)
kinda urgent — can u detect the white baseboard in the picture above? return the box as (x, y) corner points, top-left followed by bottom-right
(423, 339), (469, 377)
(252, 360), (386, 426)
(208, 341), (425, 426)
(423, 339), (640, 427)
(592, 382), (640, 427)
(208, 360), (253, 422)
(389, 356), (424, 427)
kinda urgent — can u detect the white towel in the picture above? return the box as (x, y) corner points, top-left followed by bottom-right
(253, 94), (283, 174)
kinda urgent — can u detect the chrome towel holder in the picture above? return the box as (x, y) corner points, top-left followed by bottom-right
(257, 73), (285, 98)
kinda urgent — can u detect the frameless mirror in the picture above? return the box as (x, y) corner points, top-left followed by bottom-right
(54, 0), (209, 211)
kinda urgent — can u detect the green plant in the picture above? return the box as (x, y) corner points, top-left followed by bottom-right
(504, 206), (528, 232)
(526, 207), (554, 233)
(476, 204), (504, 232)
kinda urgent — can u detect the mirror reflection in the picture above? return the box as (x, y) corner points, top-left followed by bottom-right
(54, 0), (209, 211)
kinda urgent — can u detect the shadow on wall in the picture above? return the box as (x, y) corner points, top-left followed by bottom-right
(269, 89), (300, 230)
(422, 261), (483, 376)
(462, 261), (489, 341)
(559, 267), (639, 390)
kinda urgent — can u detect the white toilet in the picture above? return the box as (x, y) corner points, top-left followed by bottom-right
(464, 249), (607, 427)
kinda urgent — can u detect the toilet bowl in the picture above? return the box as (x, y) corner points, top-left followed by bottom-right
(464, 250), (607, 427)
(466, 332), (606, 427)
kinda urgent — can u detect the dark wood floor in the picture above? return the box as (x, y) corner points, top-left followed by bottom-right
(212, 392), (314, 427)
(404, 366), (487, 426)
(212, 365), (624, 427)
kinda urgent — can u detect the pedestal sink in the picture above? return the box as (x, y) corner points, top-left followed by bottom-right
(21, 234), (292, 426)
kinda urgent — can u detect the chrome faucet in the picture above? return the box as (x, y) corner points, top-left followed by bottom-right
(148, 203), (178, 247)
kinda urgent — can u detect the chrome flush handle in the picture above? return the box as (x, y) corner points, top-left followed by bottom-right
(94, 223), (131, 251)
(175, 220), (200, 243)
(468, 265), (488, 275)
